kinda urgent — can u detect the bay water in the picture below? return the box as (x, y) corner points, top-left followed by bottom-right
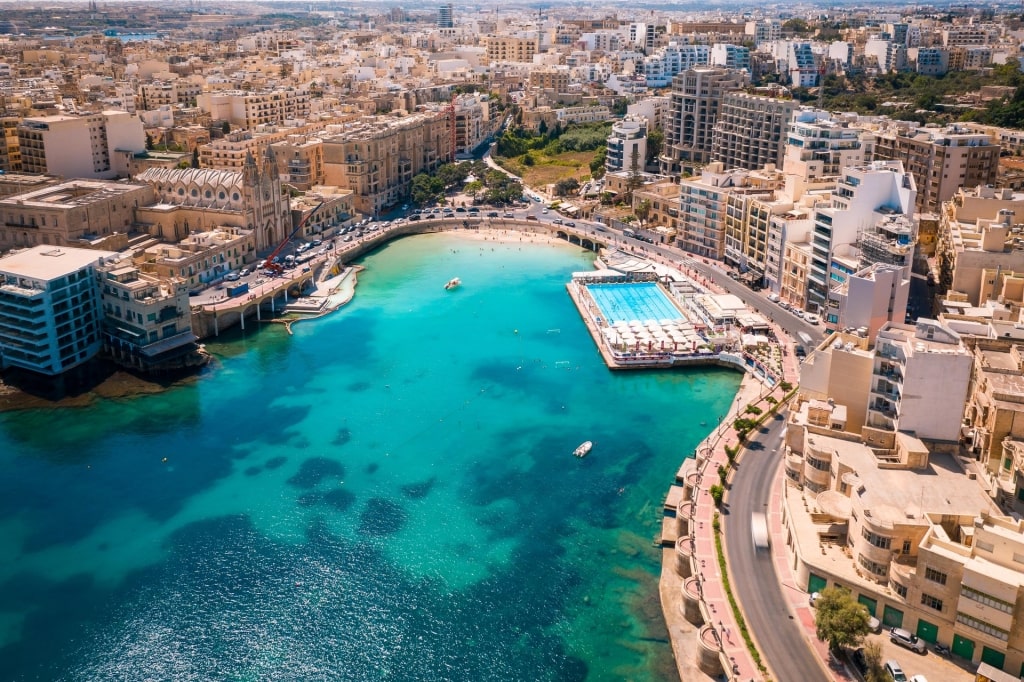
(0, 233), (740, 681)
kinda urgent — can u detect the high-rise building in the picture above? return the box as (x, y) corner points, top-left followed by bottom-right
(17, 111), (145, 179)
(437, 4), (453, 28)
(807, 161), (917, 313)
(0, 245), (115, 376)
(783, 110), (867, 181)
(711, 92), (798, 171)
(872, 123), (999, 212)
(660, 67), (747, 176)
(828, 263), (909, 341)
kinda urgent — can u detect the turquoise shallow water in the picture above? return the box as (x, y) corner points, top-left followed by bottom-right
(0, 233), (740, 681)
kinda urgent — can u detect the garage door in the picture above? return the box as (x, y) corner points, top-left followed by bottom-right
(982, 646), (1006, 671)
(882, 605), (903, 629)
(952, 634), (975, 660)
(808, 573), (828, 594)
(857, 595), (877, 617)
(916, 619), (938, 643)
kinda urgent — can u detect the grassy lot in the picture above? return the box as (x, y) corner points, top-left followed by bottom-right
(495, 150), (597, 188)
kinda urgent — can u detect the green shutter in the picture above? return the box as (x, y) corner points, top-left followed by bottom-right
(981, 646), (1006, 671)
(915, 619), (938, 643)
(882, 605), (904, 629)
(952, 634), (975, 660)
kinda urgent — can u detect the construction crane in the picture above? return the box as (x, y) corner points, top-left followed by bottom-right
(263, 201), (326, 275)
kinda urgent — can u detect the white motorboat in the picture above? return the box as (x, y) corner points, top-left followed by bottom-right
(445, 277), (461, 290)
(574, 441), (593, 458)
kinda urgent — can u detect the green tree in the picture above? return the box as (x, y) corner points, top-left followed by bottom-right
(783, 18), (811, 34)
(464, 179), (484, 202)
(862, 642), (888, 682)
(411, 172), (443, 206)
(554, 177), (580, 196)
(814, 586), (871, 652)
(634, 198), (651, 226)
(538, 119), (548, 136)
(221, 121), (230, 135)
(145, 132), (154, 151)
(522, 153), (535, 166)
(191, 147), (200, 169)
(646, 127), (664, 166)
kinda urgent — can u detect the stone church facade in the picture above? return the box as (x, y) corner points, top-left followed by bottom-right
(135, 148), (287, 251)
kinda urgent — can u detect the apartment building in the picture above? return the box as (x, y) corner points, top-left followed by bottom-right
(936, 186), (1024, 306)
(807, 161), (917, 314)
(785, 42), (819, 88)
(828, 263), (910, 341)
(660, 67), (747, 176)
(138, 80), (202, 110)
(677, 163), (781, 259)
(711, 92), (798, 171)
(631, 180), (681, 233)
(270, 135), (325, 190)
(0, 116), (21, 173)
(783, 110), (867, 180)
(709, 43), (750, 71)
(529, 67), (571, 92)
(605, 117), (647, 174)
(872, 124), (999, 212)
(913, 47), (950, 76)
(781, 398), (1024, 676)
(289, 187), (355, 240)
(483, 36), (538, 63)
(0, 245), (115, 376)
(780, 238), (813, 309)
(322, 112), (449, 216)
(98, 260), (198, 372)
(138, 225), (254, 288)
(17, 111), (145, 179)
(197, 88), (311, 130)
(800, 319), (972, 440)
(0, 180), (154, 251)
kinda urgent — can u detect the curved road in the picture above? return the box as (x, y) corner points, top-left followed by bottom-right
(725, 414), (828, 682)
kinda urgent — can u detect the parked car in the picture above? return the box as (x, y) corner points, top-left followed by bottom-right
(849, 648), (867, 674)
(311, 239), (322, 247)
(525, 215), (539, 221)
(409, 214), (421, 221)
(909, 676), (928, 682)
(239, 268), (251, 277)
(809, 592), (820, 607)
(805, 314), (820, 325)
(541, 208), (548, 214)
(503, 213), (515, 218)
(224, 271), (240, 282)
(889, 628), (926, 654)
(487, 212), (499, 217)
(552, 218), (563, 225)
(884, 660), (908, 682)
(767, 293), (780, 303)
(566, 221), (576, 227)
(467, 207), (479, 213)
(455, 207), (466, 213)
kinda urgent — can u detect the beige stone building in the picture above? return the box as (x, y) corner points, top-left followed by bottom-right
(483, 36), (539, 63)
(0, 180), (154, 251)
(197, 88), (311, 130)
(137, 226), (254, 289)
(872, 124), (1000, 212)
(321, 112), (450, 216)
(780, 396), (1024, 675)
(936, 186), (1024, 306)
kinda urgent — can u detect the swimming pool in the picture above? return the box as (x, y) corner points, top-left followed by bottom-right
(586, 282), (686, 325)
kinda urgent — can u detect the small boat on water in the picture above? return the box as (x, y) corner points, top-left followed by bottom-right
(445, 277), (461, 290)
(574, 441), (593, 458)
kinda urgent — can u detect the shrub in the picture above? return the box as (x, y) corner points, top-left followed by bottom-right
(710, 484), (724, 507)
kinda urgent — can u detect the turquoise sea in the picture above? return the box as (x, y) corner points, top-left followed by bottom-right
(0, 233), (740, 681)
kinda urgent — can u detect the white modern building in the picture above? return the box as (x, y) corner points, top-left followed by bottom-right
(0, 245), (114, 375)
(17, 111), (145, 179)
(807, 161), (916, 313)
(828, 262), (910, 340)
(606, 117), (648, 173)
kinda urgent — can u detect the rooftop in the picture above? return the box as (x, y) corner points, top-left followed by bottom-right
(0, 245), (116, 280)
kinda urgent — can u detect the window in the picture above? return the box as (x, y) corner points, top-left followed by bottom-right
(862, 528), (892, 550)
(924, 567), (947, 585)
(962, 586), (1013, 614)
(921, 593), (943, 612)
(956, 612), (1009, 642)
(858, 554), (888, 576)
(976, 540), (994, 553)
(891, 581), (908, 599)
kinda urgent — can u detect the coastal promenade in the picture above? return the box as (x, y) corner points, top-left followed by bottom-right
(653, 259), (833, 682)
